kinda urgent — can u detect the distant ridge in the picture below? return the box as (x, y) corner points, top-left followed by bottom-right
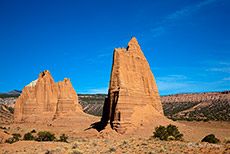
(161, 90), (230, 103)
(7, 90), (22, 95)
(0, 90), (22, 97)
(161, 90), (230, 96)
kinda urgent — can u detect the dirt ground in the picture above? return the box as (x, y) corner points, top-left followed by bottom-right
(0, 119), (230, 153)
(0, 137), (229, 154)
(177, 121), (230, 142)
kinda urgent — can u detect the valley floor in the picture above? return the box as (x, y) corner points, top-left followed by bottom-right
(0, 121), (230, 154)
(0, 137), (229, 154)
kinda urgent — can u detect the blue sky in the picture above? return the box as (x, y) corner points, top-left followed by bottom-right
(0, 0), (229, 95)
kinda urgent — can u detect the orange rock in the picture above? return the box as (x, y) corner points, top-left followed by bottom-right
(101, 37), (163, 133)
(14, 70), (82, 123)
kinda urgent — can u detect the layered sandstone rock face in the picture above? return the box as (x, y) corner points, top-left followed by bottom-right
(14, 70), (82, 122)
(101, 37), (163, 133)
(161, 91), (230, 103)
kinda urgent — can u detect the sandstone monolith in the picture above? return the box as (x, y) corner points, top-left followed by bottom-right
(14, 70), (82, 123)
(101, 37), (163, 133)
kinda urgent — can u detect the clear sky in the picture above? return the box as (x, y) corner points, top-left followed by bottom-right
(0, 0), (229, 95)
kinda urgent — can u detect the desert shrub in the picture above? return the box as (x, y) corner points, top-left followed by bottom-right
(166, 124), (183, 140)
(108, 147), (116, 152)
(201, 134), (220, 143)
(59, 133), (68, 142)
(4, 130), (8, 134)
(5, 133), (21, 144)
(64, 145), (69, 150)
(45, 148), (62, 154)
(36, 131), (56, 141)
(0, 126), (7, 130)
(68, 149), (83, 154)
(167, 135), (175, 141)
(5, 137), (17, 144)
(8, 107), (14, 114)
(153, 125), (168, 140)
(12, 133), (21, 138)
(224, 137), (230, 144)
(12, 133), (21, 141)
(31, 129), (36, 133)
(153, 124), (183, 141)
(23, 132), (34, 140)
(45, 150), (53, 154)
(72, 142), (79, 149)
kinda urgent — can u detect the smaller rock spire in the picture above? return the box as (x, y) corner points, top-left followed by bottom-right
(14, 70), (82, 123)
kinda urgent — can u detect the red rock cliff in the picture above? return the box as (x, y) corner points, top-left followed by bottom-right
(14, 70), (82, 122)
(101, 37), (163, 133)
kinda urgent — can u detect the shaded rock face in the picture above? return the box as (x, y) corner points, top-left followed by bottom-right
(101, 37), (163, 133)
(14, 70), (82, 122)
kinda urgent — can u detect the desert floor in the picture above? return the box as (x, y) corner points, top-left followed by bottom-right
(0, 137), (229, 154)
(0, 120), (230, 154)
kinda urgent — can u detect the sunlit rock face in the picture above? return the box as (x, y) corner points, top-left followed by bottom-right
(14, 70), (82, 123)
(101, 37), (163, 133)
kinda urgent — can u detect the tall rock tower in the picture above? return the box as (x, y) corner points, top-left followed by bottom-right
(14, 70), (82, 123)
(101, 37), (163, 133)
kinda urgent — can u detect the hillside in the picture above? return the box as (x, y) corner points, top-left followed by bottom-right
(0, 97), (16, 123)
(78, 94), (106, 116)
(0, 102), (14, 123)
(78, 91), (230, 122)
(161, 91), (230, 121)
(0, 91), (229, 122)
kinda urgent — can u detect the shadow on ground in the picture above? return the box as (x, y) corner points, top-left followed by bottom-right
(85, 120), (108, 132)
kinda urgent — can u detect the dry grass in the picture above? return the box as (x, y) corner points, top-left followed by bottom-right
(1, 137), (229, 154)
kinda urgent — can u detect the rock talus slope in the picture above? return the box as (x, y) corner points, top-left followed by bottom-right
(14, 70), (82, 123)
(101, 37), (164, 133)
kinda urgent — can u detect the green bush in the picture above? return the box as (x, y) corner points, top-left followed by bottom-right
(201, 134), (220, 143)
(5, 137), (18, 144)
(5, 133), (21, 144)
(59, 133), (68, 142)
(23, 132), (34, 140)
(153, 124), (183, 141)
(166, 124), (183, 140)
(153, 125), (168, 140)
(12, 133), (21, 138)
(36, 131), (56, 141)
(12, 133), (21, 141)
